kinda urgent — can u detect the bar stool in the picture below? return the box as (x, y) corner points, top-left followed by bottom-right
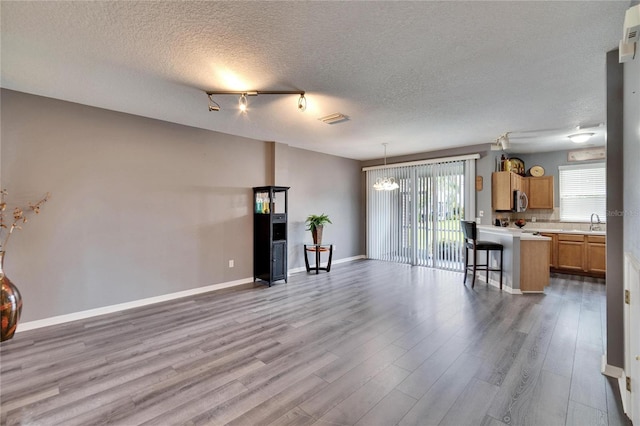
(460, 221), (503, 289)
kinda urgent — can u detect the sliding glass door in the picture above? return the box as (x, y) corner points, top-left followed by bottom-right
(366, 158), (475, 271)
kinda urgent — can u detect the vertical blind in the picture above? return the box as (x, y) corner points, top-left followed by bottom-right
(366, 157), (476, 271)
(559, 163), (606, 222)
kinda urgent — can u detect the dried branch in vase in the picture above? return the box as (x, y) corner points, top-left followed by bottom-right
(0, 189), (51, 252)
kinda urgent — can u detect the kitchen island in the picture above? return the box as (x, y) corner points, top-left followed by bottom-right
(476, 225), (551, 293)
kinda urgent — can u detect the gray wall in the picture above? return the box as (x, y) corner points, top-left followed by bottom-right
(287, 147), (363, 268)
(623, 48), (640, 262)
(476, 151), (500, 222)
(606, 50), (625, 368)
(1, 89), (363, 322)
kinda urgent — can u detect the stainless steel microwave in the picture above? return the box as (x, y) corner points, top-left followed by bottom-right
(513, 190), (528, 212)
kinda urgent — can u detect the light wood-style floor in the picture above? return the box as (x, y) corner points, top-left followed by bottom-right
(0, 260), (631, 426)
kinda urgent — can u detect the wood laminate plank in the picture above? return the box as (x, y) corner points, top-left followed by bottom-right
(395, 336), (470, 399)
(140, 380), (249, 426)
(566, 400), (608, 426)
(298, 344), (406, 419)
(314, 321), (410, 384)
(0, 261), (621, 426)
(239, 347), (338, 388)
(397, 352), (484, 426)
(226, 375), (328, 426)
(480, 415), (510, 426)
(268, 406), (316, 426)
(439, 378), (500, 426)
(353, 389), (416, 426)
(393, 326), (457, 372)
(316, 363), (410, 425)
(570, 346), (608, 412)
(542, 301), (579, 378)
(473, 330), (527, 387)
(485, 299), (562, 425)
(524, 369), (571, 426)
(121, 359), (264, 425)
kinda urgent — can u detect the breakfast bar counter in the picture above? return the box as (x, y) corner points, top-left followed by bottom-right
(476, 225), (551, 293)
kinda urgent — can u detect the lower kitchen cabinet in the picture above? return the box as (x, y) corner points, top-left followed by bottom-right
(586, 235), (606, 276)
(545, 232), (605, 278)
(557, 234), (585, 272)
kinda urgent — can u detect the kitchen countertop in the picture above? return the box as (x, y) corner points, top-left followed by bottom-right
(521, 228), (606, 236)
(478, 225), (605, 236)
(476, 225), (551, 241)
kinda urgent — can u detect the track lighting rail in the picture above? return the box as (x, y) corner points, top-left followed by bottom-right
(206, 90), (307, 113)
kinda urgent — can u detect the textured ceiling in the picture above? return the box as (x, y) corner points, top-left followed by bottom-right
(0, 1), (629, 160)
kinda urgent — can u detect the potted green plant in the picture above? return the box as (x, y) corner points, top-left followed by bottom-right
(305, 213), (332, 245)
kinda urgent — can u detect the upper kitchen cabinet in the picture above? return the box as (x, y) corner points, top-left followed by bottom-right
(492, 171), (524, 211)
(492, 172), (554, 211)
(526, 176), (554, 209)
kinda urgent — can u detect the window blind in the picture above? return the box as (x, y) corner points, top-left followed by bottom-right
(559, 163), (606, 222)
(366, 158), (475, 270)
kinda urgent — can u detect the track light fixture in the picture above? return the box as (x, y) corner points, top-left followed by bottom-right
(207, 94), (220, 112)
(297, 94), (307, 112)
(205, 90), (306, 113)
(490, 133), (511, 151)
(239, 93), (248, 112)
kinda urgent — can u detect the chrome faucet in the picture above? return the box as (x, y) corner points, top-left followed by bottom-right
(590, 213), (602, 231)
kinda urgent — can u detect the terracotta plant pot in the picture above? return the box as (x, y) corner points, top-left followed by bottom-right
(312, 225), (323, 245)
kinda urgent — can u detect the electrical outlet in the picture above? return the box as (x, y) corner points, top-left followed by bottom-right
(476, 217), (481, 225)
(531, 217), (537, 223)
(479, 210), (484, 217)
(228, 260), (234, 268)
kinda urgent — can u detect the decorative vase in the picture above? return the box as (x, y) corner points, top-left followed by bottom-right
(1, 251), (22, 342)
(312, 225), (323, 245)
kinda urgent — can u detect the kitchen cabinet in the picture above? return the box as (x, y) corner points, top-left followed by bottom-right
(557, 234), (585, 272)
(586, 235), (606, 276)
(543, 232), (605, 278)
(492, 171), (524, 211)
(526, 176), (554, 209)
(492, 172), (553, 211)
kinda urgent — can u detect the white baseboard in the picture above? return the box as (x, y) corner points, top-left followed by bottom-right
(18, 255), (367, 333)
(484, 275), (522, 295)
(17, 277), (254, 333)
(601, 354), (625, 378)
(601, 353), (629, 415)
(619, 372), (630, 415)
(600, 353), (624, 379)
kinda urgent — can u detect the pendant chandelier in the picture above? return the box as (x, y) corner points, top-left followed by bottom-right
(373, 143), (399, 191)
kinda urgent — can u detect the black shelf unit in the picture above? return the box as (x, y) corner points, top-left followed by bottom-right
(253, 186), (289, 286)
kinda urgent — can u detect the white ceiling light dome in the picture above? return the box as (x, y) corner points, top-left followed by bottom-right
(568, 133), (595, 143)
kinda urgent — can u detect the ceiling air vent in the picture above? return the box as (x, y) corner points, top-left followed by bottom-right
(318, 113), (349, 125)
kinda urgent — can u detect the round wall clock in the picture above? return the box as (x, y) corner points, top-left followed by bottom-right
(530, 165), (545, 177)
